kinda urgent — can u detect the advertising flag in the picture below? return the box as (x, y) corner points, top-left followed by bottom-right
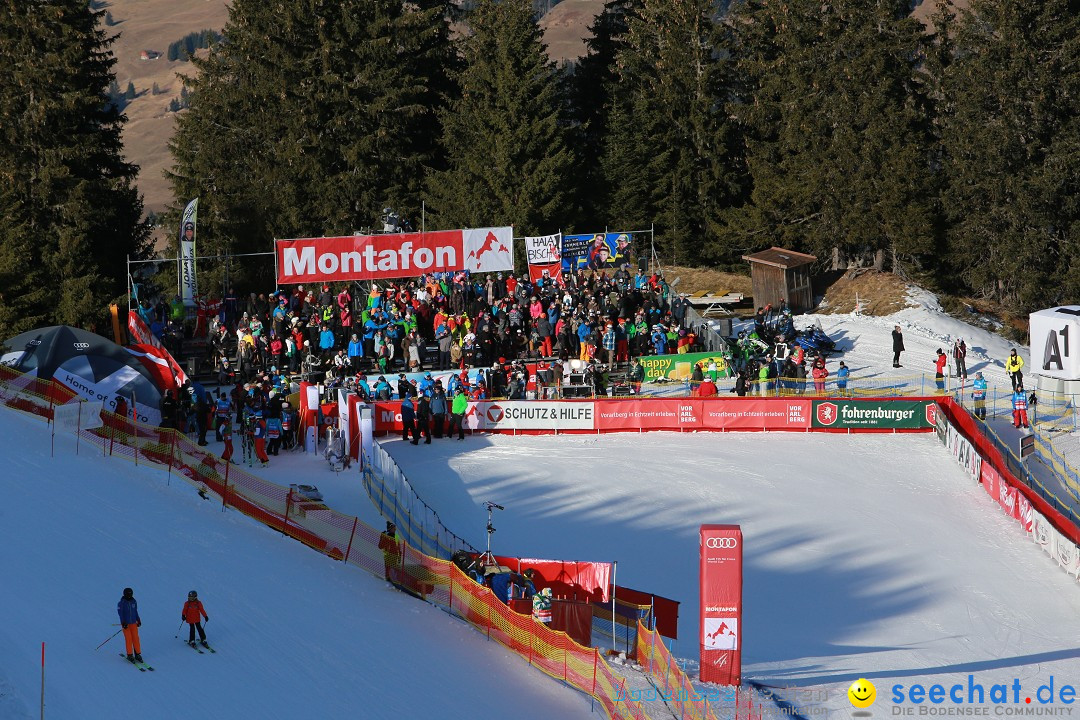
(179, 198), (198, 306)
(524, 233), (563, 285)
(700, 524), (743, 685)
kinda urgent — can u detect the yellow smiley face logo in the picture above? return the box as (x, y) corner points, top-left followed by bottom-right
(848, 678), (876, 709)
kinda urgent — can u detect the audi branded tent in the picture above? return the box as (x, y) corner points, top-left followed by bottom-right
(0, 326), (171, 424)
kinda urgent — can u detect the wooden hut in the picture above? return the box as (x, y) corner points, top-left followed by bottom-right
(741, 247), (817, 312)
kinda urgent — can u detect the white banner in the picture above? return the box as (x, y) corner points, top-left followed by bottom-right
(524, 233), (561, 265)
(179, 198), (198, 306)
(53, 402), (83, 434)
(464, 401), (595, 430)
(1033, 511), (1055, 557)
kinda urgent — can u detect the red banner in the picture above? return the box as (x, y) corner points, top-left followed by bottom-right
(700, 524), (742, 685)
(276, 227), (513, 284)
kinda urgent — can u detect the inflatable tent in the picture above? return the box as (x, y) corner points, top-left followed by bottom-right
(0, 326), (170, 424)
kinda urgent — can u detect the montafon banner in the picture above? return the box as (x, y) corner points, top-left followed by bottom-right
(811, 399), (936, 429)
(276, 227), (514, 284)
(700, 524), (742, 686)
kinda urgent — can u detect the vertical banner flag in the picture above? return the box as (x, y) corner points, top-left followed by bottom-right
(700, 524), (743, 685)
(561, 232), (634, 273)
(525, 233), (563, 285)
(179, 198), (199, 306)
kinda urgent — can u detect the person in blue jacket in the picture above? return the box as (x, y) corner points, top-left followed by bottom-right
(418, 372), (435, 397)
(356, 374), (372, 401)
(347, 333), (363, 367)
(651, 326), (667, 356)
(319, 324), (335, 363)
(836, 361), (850, 397)
(971, 371), (987, 420)
(400, 395), (417, 443)
(117, 587), (143, 663)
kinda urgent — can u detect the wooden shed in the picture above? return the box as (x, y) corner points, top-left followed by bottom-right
(741, 247), (817, 312)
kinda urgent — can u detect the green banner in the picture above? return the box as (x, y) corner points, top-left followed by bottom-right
(636, 351), (731, 381)
(811, 400), (937, 429)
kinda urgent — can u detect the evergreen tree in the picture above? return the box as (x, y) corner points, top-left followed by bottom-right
(168, 0), (457, 291)
(565, 0), (635, 229)
(726, 0), (937, 271)
(940, 0), (1080, 310)
(0, 0), (148, 336)
(600, 0), (744, 267)
(427, 0), (574, 237)
(124, 81), (136, 100)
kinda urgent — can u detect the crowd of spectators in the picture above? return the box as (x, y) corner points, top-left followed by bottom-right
(136, 266), (707, 402)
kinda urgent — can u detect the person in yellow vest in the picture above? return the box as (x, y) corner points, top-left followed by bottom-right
(1005, 349), (1024, 392)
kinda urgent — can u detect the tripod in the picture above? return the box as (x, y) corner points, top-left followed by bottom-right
(477, 501), (504, 569)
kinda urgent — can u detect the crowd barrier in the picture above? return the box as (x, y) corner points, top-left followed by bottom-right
(370, 396), (939, 435)
(362, 440), (478, 560)
(936, 399), (1080, 581)
(0, 366), (652, 720)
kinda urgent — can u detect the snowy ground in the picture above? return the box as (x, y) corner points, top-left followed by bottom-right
(0, 409), (593, 720)
(379, 430), (1080, 715)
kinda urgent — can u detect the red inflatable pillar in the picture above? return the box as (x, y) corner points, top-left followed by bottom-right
(699, 524), (743, 685)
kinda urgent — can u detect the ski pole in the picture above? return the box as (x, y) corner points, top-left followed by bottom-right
(95, 628), (123, 650)
(174, 621), (185, 639)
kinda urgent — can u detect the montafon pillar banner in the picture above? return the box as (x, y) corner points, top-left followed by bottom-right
(700, 524), (743, 685)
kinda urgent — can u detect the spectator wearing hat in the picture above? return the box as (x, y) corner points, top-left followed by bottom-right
(1006, 348), (1024, 392)
(934, 348), (948, 392)
(836, 361), (850, 397)
(972, 371), (987, 419)
(430, 382), (448, 437)
(892, 325), (905, 368)
(401, 395), (418, 443)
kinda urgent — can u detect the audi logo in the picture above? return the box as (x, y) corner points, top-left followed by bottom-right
(706, 538), (738, 549)
(73, 343), (90, 350)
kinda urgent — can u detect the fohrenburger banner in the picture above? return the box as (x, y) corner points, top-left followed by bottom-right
(179, 198), (198, 306)
(276, 227), (514, 285)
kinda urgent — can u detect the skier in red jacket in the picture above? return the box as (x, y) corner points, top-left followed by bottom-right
(181, 590), (210, 649)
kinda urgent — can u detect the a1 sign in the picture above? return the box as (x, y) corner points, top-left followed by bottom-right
(1029, 307), (1080, 380)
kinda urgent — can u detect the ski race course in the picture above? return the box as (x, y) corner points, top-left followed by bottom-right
(4, 383), (1080, 717)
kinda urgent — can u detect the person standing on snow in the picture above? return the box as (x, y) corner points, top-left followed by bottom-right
(892, 325), (905, 368)
(117, 587), (143, 663)
(934, 349), (948, 392)
(972, 372), (987, 420)
(182, 591), (210, 648)
(953, 338), (968, 379)
(1012, 383), (1030, 429)
(449, 387), (468, 440)
(1006, 349), (1025, 392)
(378, 522), (402, 583)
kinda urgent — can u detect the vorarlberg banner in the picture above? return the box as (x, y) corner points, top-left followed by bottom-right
(276, 227), (514, 284)
(179, 198), (198, 306)
(812, 400), (937, 429)
(637, 352), (730, 381)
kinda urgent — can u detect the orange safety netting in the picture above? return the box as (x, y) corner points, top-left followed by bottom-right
(0, 366), (648, 720)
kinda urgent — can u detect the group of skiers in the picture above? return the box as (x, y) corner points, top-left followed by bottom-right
(115, 587), (210, 666)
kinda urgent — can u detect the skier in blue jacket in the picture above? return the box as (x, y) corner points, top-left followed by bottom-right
(117, 587), (143, 663)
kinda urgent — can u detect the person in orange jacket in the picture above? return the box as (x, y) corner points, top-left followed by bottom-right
(182, 590), (210, 648)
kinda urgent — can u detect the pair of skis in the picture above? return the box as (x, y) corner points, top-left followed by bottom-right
(119, 654), (155, 671)
(119, 640), (215, 671)
(185, 639), (216, 654)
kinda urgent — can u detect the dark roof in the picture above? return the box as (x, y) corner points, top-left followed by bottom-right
(741, 247), (817, 270)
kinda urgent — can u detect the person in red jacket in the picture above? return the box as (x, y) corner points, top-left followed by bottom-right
(220, 417), (234, 463)
(934, 349), (948, 392)
(182, 590), (210, 648)
(696, 377), (718, 397)
(253, 415), (270, 466)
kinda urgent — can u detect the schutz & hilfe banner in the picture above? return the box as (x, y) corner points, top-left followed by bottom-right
(276, 227), (513, 284)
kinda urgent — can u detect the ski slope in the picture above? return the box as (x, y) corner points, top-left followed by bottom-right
(379, 429), (1080, 714)
(0, 409), (593, 720)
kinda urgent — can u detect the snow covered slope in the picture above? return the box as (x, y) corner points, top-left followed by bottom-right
(0, 409), (593, 720)
(381, 430), (1080, 714)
